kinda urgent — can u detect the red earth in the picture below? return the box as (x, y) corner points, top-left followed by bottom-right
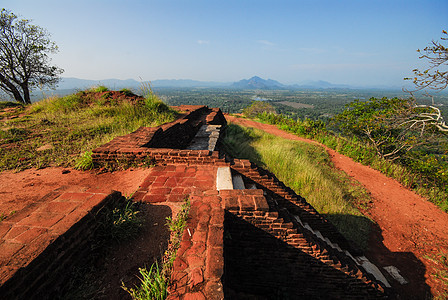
(1, 111), (447, 298)
(227, 115), (448, 299)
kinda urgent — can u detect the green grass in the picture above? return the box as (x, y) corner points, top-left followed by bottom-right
(256, 112), (448, 212)
(223, 123), (373, 249)
(123, 198), (190, 300)
(424, 251), (448, 298)
(0, 88), (177, 171)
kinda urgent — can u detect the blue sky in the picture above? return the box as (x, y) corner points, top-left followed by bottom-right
(3, 0), (448, 87)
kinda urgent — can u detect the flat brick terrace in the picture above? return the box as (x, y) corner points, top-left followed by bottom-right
(0, 188), (124, 299)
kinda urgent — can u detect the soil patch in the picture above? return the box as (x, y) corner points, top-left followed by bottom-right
(62, 203), (172, 300)
(0, 167), (151, 221)
(227, 115), (448, 299)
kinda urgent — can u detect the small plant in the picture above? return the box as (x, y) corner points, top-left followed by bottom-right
(120, 88), (134, 97)
(74, 151), (94, 170)
(122, 262), (168, 300)
(123, 198), (190, 300)
(93, 85), (109, 93)
(111, 200), (143, 241)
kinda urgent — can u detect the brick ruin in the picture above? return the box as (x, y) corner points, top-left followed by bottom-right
(0, 105), (392, 299)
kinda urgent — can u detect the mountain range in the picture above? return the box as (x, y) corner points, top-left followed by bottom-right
(56, 76), (402, 91)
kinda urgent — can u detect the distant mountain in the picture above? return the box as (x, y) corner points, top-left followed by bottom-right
(232, 76), (285, 90)
(56, 76), (403, 91)
(151, 79), (228, 88)
(291, 80), (352, 89)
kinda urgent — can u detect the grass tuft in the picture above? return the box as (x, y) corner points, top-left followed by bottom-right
(123, 198), (190, 300)
(74, 151), (94, 170)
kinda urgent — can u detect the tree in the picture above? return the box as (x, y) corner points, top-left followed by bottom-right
(0, 9), (63, 104)
(333, 97), (442, 160)
(243, 101), (276, 118)
(404, 30), (448, 132)
(407, 30), (448, 91)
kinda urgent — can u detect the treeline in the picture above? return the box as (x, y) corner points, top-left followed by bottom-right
(247, 99), (448, 212)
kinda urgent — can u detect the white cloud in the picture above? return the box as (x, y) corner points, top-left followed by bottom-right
(257, 40), (275, 46)
(298, 47), (326, 54)
(197, 40), (210, 45)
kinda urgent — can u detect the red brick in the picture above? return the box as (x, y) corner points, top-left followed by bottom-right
(254, 196), (269, 212)
(188, 267), (204, 289)
(184, 292), (205, 300)
(164, 177), (178, 187)
(149, 187), (171, 194)
(56, 192), (93, 203)
(38, 201), (80, 215)
(171, 187), (185, 194)
(223, 197), (239, 210)
(3, 225), (28, 240)
(170, 271), (188, 295)
(77, 193), (110, 212)
(186, 242), (206, 256)
(185, 166), (197, 173)
(239, 195), (255, 211)
(173, 257), (188, 271)
(243, 189), (264, 196)
(14, 227), (48, 244)
(175, 165), (187, 172)
(204, 281), (224, 299)
(192, 230), (207, 243)
(131, 191), (146, 201)
(207, 226), (223, 247)
(0, 241), (24, 263)
(164, 165), (176, 171)
(193, 180), (214, 189)
(0, 223), (13, 239)
(210, 210), (224, 226)
(203, 190), (219, 196)
(148, 181), (166, 188)
(205, 246), (224, 280)
(154, 176), (169, 183)
(142, 194), (167, 203)
(186, 254), (204, 268)
(177, 240), (192, 257)
(50, 209), (87, 235)
(167, 194), (186, 202)
(17, 211), (64, 228)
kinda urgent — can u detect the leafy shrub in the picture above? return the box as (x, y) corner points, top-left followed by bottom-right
(243, 101), (276, 118)
(74, 151), (94, 170)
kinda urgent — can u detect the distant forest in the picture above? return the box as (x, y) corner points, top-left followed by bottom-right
(154, 87), (448, 122)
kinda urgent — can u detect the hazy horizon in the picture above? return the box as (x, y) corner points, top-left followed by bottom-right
(3, 0), (448, 89)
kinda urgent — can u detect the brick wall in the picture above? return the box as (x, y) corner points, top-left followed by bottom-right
(0, 191), (125, 299)
(92, 105), (228, 168)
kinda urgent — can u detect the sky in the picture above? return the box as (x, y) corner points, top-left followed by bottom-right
(2, 0), (448, 87)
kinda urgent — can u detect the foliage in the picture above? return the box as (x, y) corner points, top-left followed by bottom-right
(222, 124), (372, 249)
(332, 97), (443, 160)
(92, 85), (109, 93)
(122, 262), (168, 300)
(0, 9), (63, 104)
(74, 150), (94, 170)
(242, 100), (276, 118)
(123, 198), (190, 300)
(406, 30), (448, 91)
(255, 110), (448, 211)
(257, 111), (326, 138)
(0, 89), (177, 171)
(109, 200), (143, 241)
